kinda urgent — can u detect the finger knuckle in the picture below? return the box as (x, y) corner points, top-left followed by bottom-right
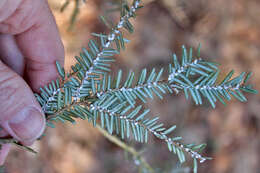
(0, 71), (19, 101)
(0, 0), (41, 34)
(0, 0), (22, 22)
(0, 64), (22, 113)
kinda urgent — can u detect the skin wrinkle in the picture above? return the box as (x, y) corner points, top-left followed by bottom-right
(14, 0), (35, 30)
(0, 76), (39, 123)
(0, 61), (17, 82)
(0, 86), (17, 112)
(0, 63), (23, 119)
(0, 0), (39, 34)
(0, 75), (17, 88)
(26, 63), (56, 74)
(0, 0), (22, 22)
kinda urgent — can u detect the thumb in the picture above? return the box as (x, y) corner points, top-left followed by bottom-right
(0, 60), (45, 145)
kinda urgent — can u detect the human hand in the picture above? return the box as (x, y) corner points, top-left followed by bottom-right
(0, 0), (64, 164)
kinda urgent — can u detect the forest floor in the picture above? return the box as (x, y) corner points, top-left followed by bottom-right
(4, 0), (260, 173)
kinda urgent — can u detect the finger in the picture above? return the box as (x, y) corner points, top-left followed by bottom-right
(0, 60), (46, 145)
(0, 144), (11, 165)
(0, 0), (22, 22)
(0, 0), (64, 91)
(0, 34), (24, 76)
(0, 128), (11, 165)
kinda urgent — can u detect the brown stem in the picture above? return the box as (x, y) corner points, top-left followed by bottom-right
(96, 124), (155, 173)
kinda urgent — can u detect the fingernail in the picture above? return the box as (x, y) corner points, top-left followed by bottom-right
(8, 107), (45, 143)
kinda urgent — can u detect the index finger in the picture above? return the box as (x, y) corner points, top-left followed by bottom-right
(0, 0), (64, 91)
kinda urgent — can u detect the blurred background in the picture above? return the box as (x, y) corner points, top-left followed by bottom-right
(4, 0), (260, 172)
